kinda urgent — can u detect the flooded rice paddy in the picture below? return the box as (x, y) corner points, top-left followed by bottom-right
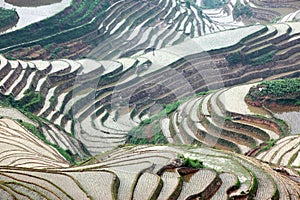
(271, 106), (300, 135)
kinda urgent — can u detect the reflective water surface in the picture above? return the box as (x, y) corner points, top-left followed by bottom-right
(272, 106), (300, 135)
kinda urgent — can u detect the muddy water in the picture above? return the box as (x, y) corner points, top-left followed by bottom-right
(271, 106), (300, 134)
(0, 0), (71, 34)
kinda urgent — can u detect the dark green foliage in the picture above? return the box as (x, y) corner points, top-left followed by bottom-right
(249, 50), (275, 66)
(202, 0), (226, 9)
(254, 78), (300, 98)
(249, 173), (258, 198)
(178, 154), (205, 169)
(197, 91), (211, 96)
(7, 90), (44, 113)
(226, 50), (274, 66)
(233, 1), (252, 18)
(226, 52), (243, 65)
(20, 121), (45, 140)
(0, 8), (18, 29)
(21, 91), (43, 112)
(186, 1), (191, 9)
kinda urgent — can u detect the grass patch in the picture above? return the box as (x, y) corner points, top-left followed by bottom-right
(260, 139), (276, 152)
(248, 50), (275, 66)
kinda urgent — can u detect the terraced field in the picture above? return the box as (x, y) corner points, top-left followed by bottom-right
(3, 21), (300, 155)
(238, 0), (300, 24)
(0, 0), (237, 61)
(140, 83), (288, 154)
(0, 138), (298, 199)
(254, 135), (300, 169)
(1, 0), (300, 199)
(0, 117), (68, 169)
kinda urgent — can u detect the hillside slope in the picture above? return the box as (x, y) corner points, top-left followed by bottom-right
(2, 21), (300, 154)
(0, 121), (298, 200)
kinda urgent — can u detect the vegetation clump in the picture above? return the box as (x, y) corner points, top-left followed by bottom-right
(246, 78), (300, 107)
(260, 139), (276, 152)
(178, 154), (205, 169)
(0, 7), (18, 30)
(2, 90), (44, 113)
(226, 52), (244, 65)
(248, 50), (275, 66)
(226, 50), (275, 66)
(233, 1), (252, 18)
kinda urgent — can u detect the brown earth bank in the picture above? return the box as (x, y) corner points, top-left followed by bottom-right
(4, 40), (92, 60)
(245, 95), (300, 108)
(245, 84), (300, 107)
(4, 0), (62, 7)
(233, 113), (285, 135)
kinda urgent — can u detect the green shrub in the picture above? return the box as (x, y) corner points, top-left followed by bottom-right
(0, 90), (43, 113)
(233, 1), (252, 18)
(226, 52), (243, 65)
(178, 154), (205, 169)
(253, 78), (300, 98)
(0, 8), (18, 29)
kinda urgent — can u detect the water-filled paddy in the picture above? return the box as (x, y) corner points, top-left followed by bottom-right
(272, 106), (300, 134)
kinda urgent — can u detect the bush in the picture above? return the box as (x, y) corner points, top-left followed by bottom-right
(252, 78), (300, 98)
(178, 154), (205, 169)
(226, 52), (243, 65)
(0, 8), (18, 29)
(233, 1), (252, 18)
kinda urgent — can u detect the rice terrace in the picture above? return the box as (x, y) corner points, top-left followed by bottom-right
(2, 0), (300, 199)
